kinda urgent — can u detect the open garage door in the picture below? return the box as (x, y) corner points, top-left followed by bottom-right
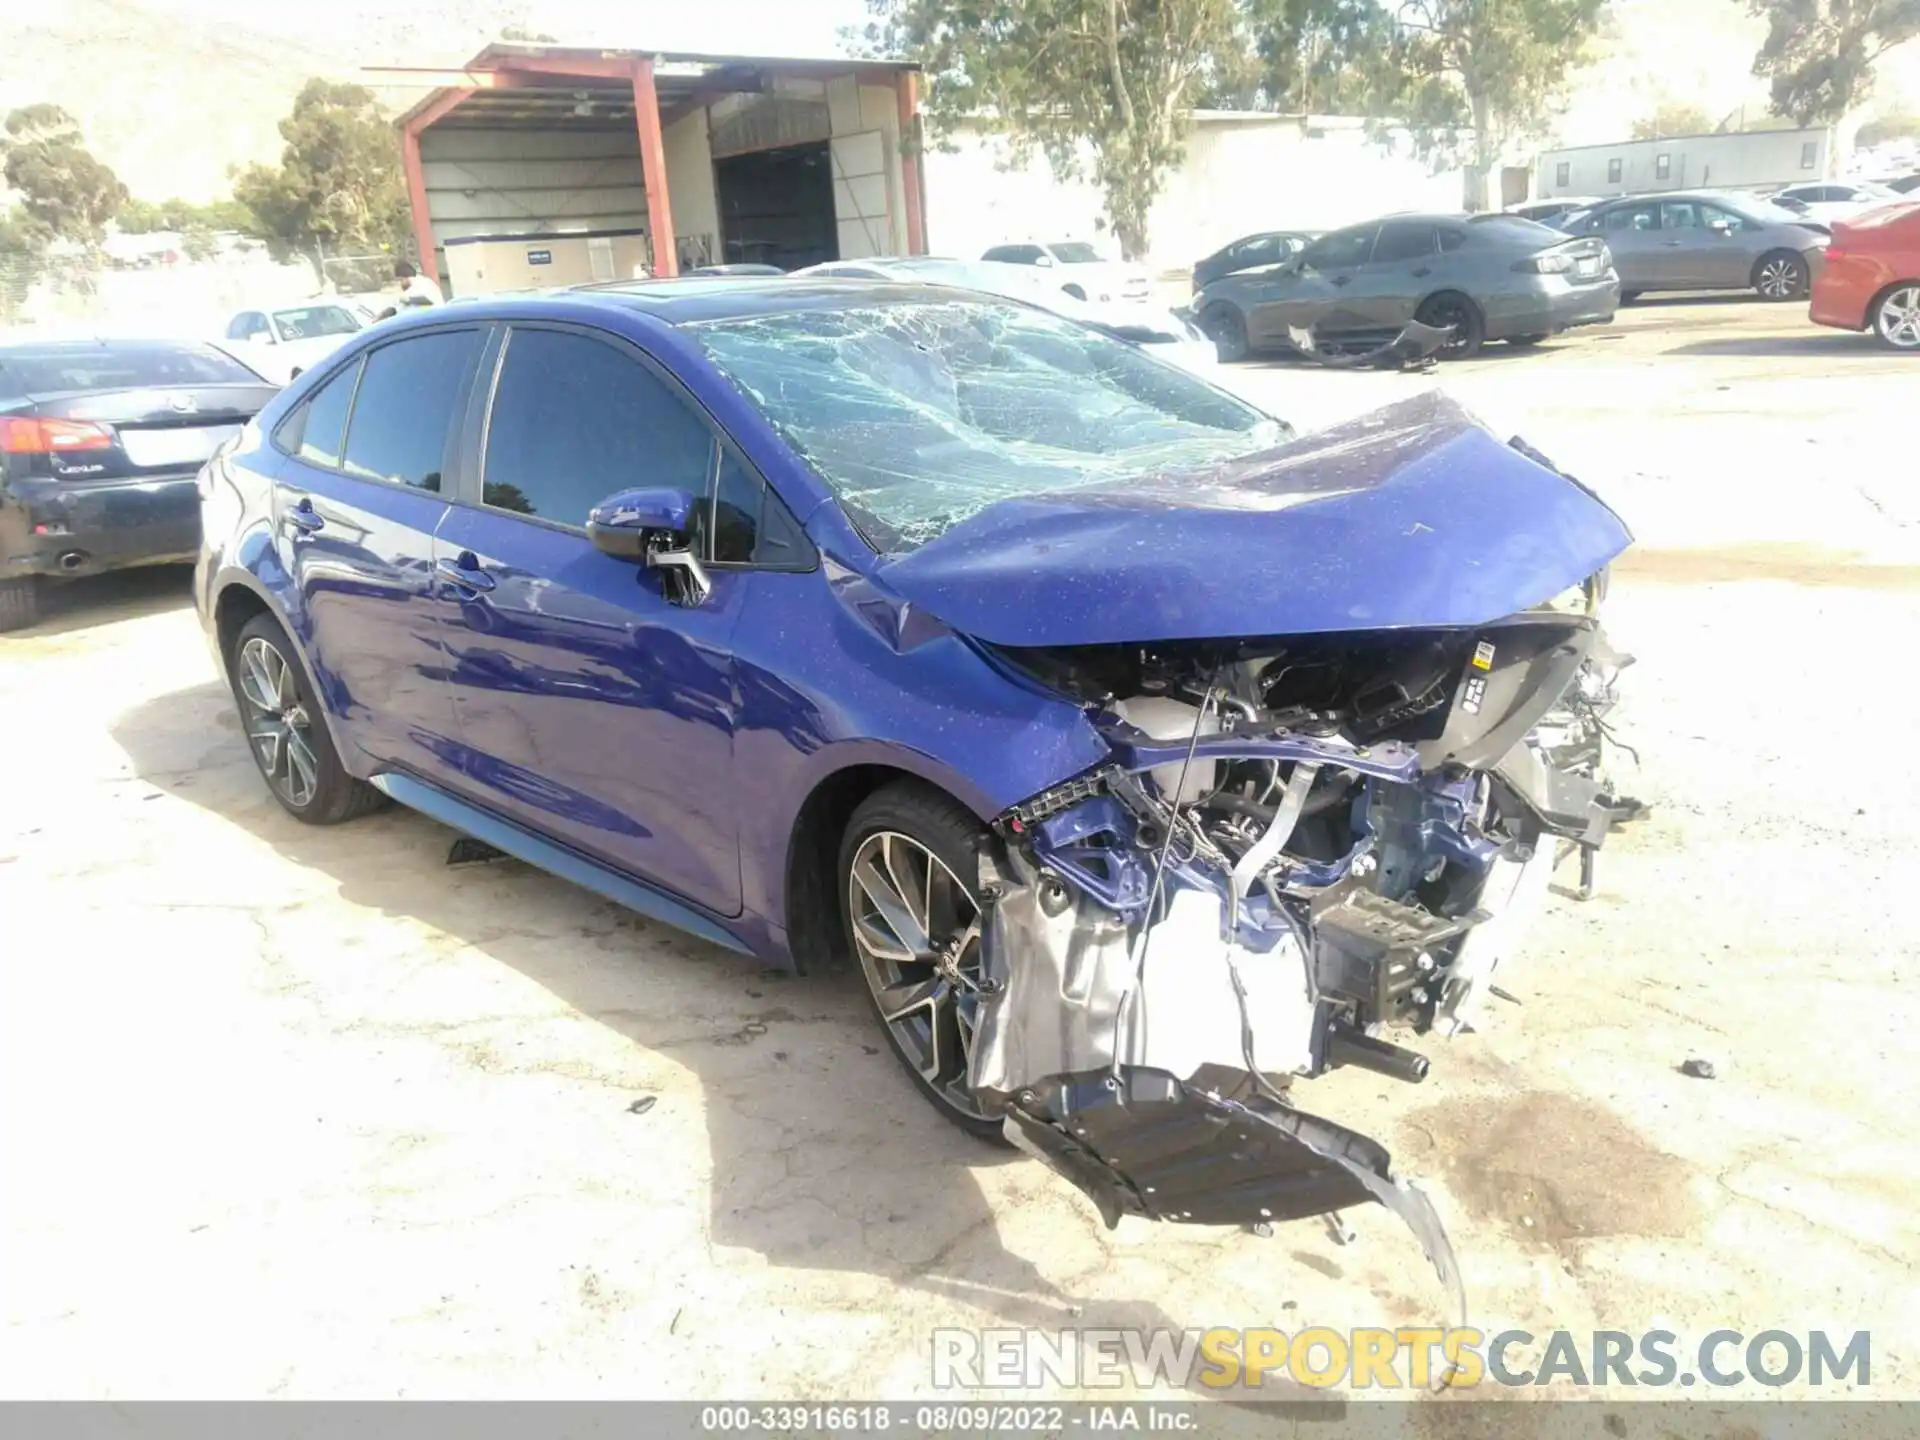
(714, 141), (837, 270)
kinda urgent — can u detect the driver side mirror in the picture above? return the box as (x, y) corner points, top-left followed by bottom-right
(1709, 218), (1735, 235)
(1032, 252), (1055, 268)
(588, 486), (711, 606)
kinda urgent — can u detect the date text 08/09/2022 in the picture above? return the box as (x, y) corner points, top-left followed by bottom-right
(699, 1405), (1195, 1432)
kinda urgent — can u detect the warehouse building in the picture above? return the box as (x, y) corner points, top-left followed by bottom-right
(377, 44), (927, 288)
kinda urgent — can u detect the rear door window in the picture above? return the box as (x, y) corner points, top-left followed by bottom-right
(1603, 204), (1658, 233)
(338, 329), (482, 493)
(1371, 222), (1436, 264)
(286, 359), (362, 467)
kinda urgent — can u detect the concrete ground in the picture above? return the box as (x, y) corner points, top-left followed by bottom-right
(2, 297), (1917, 1412)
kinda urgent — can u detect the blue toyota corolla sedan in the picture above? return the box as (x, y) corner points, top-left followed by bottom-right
(196, 278), (1637, 1253)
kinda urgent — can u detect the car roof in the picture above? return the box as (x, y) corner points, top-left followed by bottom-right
(503, 276), (1042, 326)
(0, 335), (229, 356)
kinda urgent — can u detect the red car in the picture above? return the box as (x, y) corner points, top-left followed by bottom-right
(1810, 200), (1920, 351)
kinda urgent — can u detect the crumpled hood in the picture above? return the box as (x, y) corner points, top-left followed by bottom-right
(872, 391), (1632, 646)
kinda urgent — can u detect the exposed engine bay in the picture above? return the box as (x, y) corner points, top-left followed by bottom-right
(963, 573), (1641, 1315)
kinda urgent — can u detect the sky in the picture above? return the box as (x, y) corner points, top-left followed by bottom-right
(139, 0), (879, 62)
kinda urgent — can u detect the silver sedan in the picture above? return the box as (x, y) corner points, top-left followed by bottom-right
(1559, 191), (1830, 302)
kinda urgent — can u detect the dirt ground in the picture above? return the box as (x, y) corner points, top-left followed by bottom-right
(2, 296), (1916, 1413)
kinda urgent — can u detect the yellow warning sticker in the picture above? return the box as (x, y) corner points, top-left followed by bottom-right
(1472, 640), (1497, 671)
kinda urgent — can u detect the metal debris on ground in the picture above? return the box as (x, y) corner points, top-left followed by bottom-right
(627, 1095), (658, 1115)
(446, 837), (509, 867)
(1679, 1058), (1717, 1080)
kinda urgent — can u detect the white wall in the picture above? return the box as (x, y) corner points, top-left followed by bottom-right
(418, 126), (650, 265)
(663, 109), (722, 270)
(923, 115), (1468, 272)
(825, 77), (911, 256)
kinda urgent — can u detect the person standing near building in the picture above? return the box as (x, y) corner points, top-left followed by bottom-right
(394, 260), (443, 306)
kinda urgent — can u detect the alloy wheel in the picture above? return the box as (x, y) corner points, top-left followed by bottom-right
(236, 635), (320, 809)
(1415, 296), (1480, 357)
(1876, 286), (1920, 350)
(847, 830), (989, 1121)
(1757, 257), (1804, 299)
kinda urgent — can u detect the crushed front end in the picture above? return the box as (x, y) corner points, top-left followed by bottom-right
(965, 583), (1639, 1293)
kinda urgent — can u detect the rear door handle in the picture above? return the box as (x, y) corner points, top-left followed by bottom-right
(1663, 240), (1684, 247)
(1330, 274), (1350, 287)
(436, 552), (496, 593)
(1410, 266), (1432, 278)
(286, 497), (325, 533)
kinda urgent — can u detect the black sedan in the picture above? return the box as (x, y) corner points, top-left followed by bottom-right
(0, 339), (278, 631)
(1190, 230), (1315, 291)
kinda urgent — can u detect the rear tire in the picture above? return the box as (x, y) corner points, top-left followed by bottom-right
(0, 577), (41, 633)
(1869, 283), (1920, 351)
(1199, 303), (1251, 363)
(226, 613), (387, 824)
(839, 780), (1004, 1143)
(1753, 250), (1809, 302)
(1414, 292), (1485, 359)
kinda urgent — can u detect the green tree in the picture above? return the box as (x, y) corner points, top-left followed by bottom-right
(1750, 0), (1920, 127)
(0, 206), (49, 322)
(1372, 0), (1608, 211)
(1632, 100), (1715, 139)
(1203, 0), (1397, 113)
(232, 80), (409, 268)
(1, 104), (128, 245)
(857, 0), (1242, 259)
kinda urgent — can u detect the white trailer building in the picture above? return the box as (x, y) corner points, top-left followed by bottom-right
(1534, 127), (1834, 199)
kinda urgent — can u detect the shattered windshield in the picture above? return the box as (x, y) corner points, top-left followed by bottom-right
(691, 299), (1285, 553)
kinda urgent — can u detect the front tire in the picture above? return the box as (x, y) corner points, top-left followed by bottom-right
(0, 576), (41, 633)
(227, 613), (386, 824)
(839, 781), (1003, 1142)
(1753, 250), (1809, 301)
(1415, 292), (1485, 359)
(1870, 283), (1920, 350)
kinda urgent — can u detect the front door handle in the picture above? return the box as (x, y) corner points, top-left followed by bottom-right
(1330, 274), (1350, 287)
(286, 497), (325, 533)
(1663, 240), (1684, 247)
(1410, 266), (1433, 278)
(436, 553), (496, 593)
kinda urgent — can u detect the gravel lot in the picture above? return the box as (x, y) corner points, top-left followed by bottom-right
(3, 297), (1916, 1408)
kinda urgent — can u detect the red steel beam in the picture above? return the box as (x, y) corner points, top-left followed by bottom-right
(896, 72), (927, 255)
(399, 125), (439, 282)
(631, 57), (678, 277)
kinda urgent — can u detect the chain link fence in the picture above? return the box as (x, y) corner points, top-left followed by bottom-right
(1, 245), (394, 339)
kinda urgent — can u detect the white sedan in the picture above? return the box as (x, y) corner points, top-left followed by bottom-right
(978, 240), (1155, 305)
(217, 301), (367, 385)
(793, 257), (1217, 377)
(1770, 181), (1905, 226)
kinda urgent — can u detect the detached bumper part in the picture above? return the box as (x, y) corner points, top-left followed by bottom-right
(972, 842), (1463, 1311)
(1000, 1070), (1465, 1320)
